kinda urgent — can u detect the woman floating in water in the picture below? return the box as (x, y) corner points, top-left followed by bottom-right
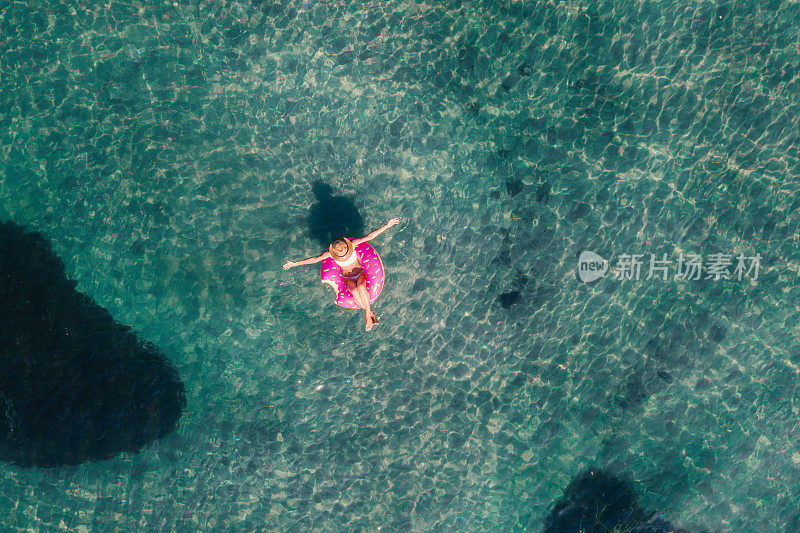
(283, 217), (400, 331)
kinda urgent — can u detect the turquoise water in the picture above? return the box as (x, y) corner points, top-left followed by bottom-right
(2, 0), (800, 530)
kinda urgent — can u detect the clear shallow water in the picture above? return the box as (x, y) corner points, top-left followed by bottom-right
(1, 0), (800, 530)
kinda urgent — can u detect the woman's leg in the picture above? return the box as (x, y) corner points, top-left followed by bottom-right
(345, 277), (375, 330)
(345, 277), (367, 310)
(356, 273), (378, 328)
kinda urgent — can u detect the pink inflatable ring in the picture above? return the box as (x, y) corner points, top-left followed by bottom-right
(320, 239), (385, 309)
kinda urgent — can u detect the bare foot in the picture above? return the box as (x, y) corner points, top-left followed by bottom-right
(365, 312), (379, 331)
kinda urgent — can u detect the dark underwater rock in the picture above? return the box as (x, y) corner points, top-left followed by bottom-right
(307, 180), (365, 248)
(497, 290), (522, 308)
(505, 178), (523, 197)
(543, 467), (692, 533)
(543, 467), (646, 533)
(0, 221), (185, 467)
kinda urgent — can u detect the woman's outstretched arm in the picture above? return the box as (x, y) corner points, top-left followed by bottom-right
(283, 251), (330, 270)
(353, 217), (400, 245)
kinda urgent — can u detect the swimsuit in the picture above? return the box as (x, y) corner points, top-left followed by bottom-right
(333, 247), (362, 281)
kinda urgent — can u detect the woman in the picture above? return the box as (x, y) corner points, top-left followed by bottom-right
(283, 217), (400, 331)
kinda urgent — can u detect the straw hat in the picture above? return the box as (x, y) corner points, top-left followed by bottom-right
(329, 237), (353, 260)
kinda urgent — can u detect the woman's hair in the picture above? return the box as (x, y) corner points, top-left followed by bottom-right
(329, 238), (351, 258)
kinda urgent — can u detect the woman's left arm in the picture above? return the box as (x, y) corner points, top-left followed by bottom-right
(354, 217), (400, 245)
